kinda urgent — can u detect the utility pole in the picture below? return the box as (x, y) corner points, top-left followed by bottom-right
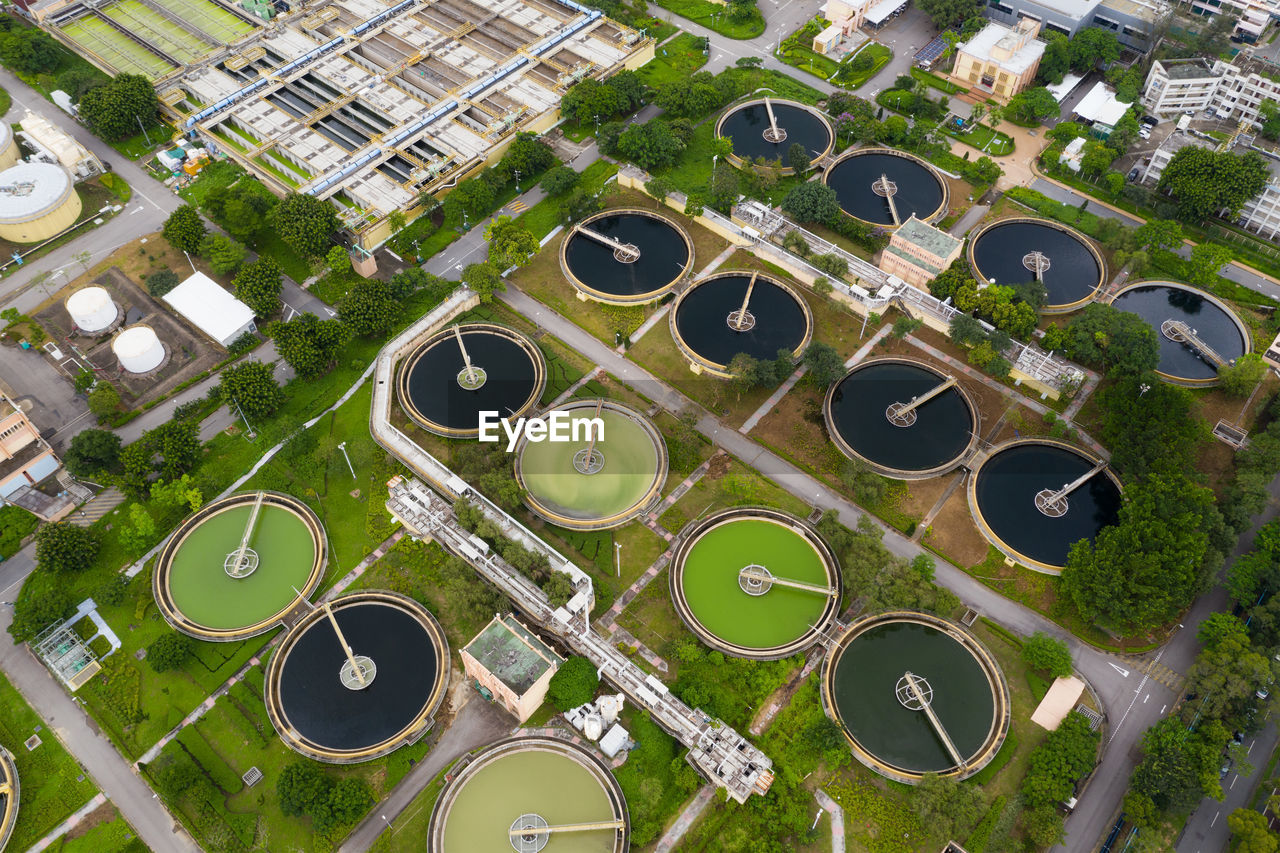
(337, 441), (356, 479)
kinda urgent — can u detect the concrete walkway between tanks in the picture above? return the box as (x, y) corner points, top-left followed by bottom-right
(815, 789), (846, 853)
(26, 793), (107, 852)
(654, 784), (717, 852)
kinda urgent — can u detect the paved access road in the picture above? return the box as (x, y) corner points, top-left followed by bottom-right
(0, 546), (199, 853)
(1178, 720), (1279, 853)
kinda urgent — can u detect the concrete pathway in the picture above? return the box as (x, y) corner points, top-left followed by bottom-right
(547, 368), (604, 409)
(654, 784), (717, 853)
(948, 203), (990, 238)
(815, 789), (846, 853)
(26, 793), (108, 853)
(740, 364), (807, 434)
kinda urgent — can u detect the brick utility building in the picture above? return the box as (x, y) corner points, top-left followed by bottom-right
(33, 0), (653, 252)
(461, 613), (565, 722)
(950, 19), (1045, 104)
(878, 215), (963, 288)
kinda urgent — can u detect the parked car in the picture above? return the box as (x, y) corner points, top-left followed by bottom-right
(1128, 167), (1141, 181)
(1141, 115), (1159, 126)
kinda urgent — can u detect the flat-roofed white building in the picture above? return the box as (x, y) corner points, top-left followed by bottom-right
(162, 272), (257, 348)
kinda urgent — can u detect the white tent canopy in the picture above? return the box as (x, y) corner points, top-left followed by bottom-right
(162, 272), (257, 348)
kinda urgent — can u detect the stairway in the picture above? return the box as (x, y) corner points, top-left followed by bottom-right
(71, 487), (125, 527)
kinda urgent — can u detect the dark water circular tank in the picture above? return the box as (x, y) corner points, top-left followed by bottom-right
(562, 210), (692, 302)
(672, 273), (810, 370)
(823, 150), (946, 226)
(970, 219), (1103, 309)
(398, 324), (544, 436)
(716, 100), (833, 167)
(276, 599), (443, 754)
(971, 441), (1121, 570)
(1110, 283), (1248, 382)
(826, 359), (976, 476)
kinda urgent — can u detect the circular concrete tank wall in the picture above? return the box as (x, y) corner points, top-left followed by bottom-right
(0, 162), (81, 244)
(113, 325), (165, 373)
(66, 286), (119, 334)
(0, 123), (17, 170)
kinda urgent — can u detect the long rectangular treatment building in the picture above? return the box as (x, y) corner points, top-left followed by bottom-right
(34, 0), (652, 250)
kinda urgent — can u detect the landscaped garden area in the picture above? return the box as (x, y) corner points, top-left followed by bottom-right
(775, 19), (891, 89)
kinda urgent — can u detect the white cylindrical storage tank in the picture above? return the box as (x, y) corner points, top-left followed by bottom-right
(0, 123), (17, 170)
(113, 325), (165, 373)
(583, 713), (604, 741)
(66, 286), (118, 334)
(0, 162), (80, 243)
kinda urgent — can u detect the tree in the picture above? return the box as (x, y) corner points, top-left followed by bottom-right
(1220, 353), (1268, 398)
(78, 74), (158, 140)
(500, 133), (556, 180)
(36, 523), (99, 574)
(1098, 376), (1205, 479)
(204, 179), (278, 245)
(270, 313), (351, 378)
(7, 570), (72, 643)
(653, 73), (724, 118)
(1133, 218), (1184, 260)
(339, 279), (400, 336)
(548, 656), (600, 710)
(1158, 147), (1269, 220)
(149, 420), (200, 481)
(1184, 615), (1271, 727)
(64, 428), (121, 476)
(318, 778), (372, 833)
(1130, 716), (1228, 815)
(1022, 713), (1100, 807)
(1023, 632), (1073, 677)
(144, 269), (180, 298)
(162, 205), (206, 254)
(917, 0), (982, 28)
(1064, 303), (1159, 377)
(1070, 28), (1121, 70)
(561, 78), (623, 126)
(1186, 242), (1234, 287)
(484, 216), (539, 270)
(86, 380), (121, 422)
(1229, 809), (1279, 853)
(151, 474), (204, 513)
(1261, 100), (1280, 142)
(325, 245), (351, 274)
(1081, 141), (1115, 177)
(269, 193), (339, 258)
(1050, 121), (1087, 145)
(781, 181), (841, 225)
(540, 165), (579, 196)
(802, 342), (846, 386)
(198, 233), (248, 275)
(1038, 31), (1072, 84)
(277, 761), (333, 818)
(787, 142), (812, 172)
(1061, 472), (1222, 631)
(615, 119), (685, 169)
(543, 572), (575, 607)
(232, 257), (283, 318)
(0, 28), (62, 75)
(117, 502), (156, 554)
(219, 360), (283, 420)
(1006, 87), (1060, 124)
(910, 773), (985, 841)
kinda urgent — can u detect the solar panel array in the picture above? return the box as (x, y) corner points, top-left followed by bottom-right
(914, 33), (951, 64)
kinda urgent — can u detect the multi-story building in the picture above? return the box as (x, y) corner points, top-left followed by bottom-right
(1184, 0), (1275, 43)
(879, 215), (963, 288)
(951, 19), (1046, 103)
(982, 0), (1163, 51)
(0, 393), (73, 521)
(1143, 57), (1280, 128)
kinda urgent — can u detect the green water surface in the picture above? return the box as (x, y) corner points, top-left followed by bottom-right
(518, 409), (661, 521)
(167, 505), (316, 630)
(680, 518), (830, 648)
(441, 748), (618, 852)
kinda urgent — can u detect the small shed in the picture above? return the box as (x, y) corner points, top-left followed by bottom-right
(162, 271), (257, 348)
(1030, 676), (1086, 730)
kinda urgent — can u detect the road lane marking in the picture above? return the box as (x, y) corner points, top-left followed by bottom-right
(1109, 662), (1130, 677)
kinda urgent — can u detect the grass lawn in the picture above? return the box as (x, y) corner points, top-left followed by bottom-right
(47, 804), (143, 852)
(0, 85), (10, 118)
(775, 20), (841, 81)
(656, 455), (812, 534)
(308, 266), (362, 305)
(948, 121), (1015, 156)
(536, 521), (668, 613)
(912, 66), (964, 94)
(653, 0), (765, 39)
(367, 762), (456, 851)
(636, 33), (710, 88)
(0, 671), (100, 851)
(109, 122), (171, 161)
(513, 160), (618, 240)
(832, 42), (891, 89)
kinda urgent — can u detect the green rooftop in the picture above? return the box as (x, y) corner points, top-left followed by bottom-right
(463, 614), (564, 694)
(894, 216), (962, 259)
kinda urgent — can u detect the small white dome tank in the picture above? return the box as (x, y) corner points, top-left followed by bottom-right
(583, 713), (604, 741)
(112, 325), (165, 373)
(66, 286), (118, 333)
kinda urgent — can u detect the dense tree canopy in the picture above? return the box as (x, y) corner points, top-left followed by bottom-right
(548, 656), (600, 710)
(338, 278), (400, 336)
(35, 522), (99, 574)
(1062, 303), (1160, 377)
(461, 261), (505, 303)
(1157, 147), (1270, 220)
(1229, 808), (1279, 853)
(147, 633), (192, 672)
(1021, 713), (1100, 808)
(1022, 632), (1073, 677)
(1097, 376), (1205, 479)
(64, 428), (121, 477)
(162, 205), (206, 254)
(484, 216), (540, 270)
(270, 313), (351, 378)
(1005, 87), (1060, 124)
(615, 119), (685, 170)
(219, 360), (283, 420)
(917, 0), (982, 28)
(781, 181), (841, 225)
(78, 74), (159, 140)
(269, 193), (339, 258)
(0, 28), (62, 75)
(231, 257), (283, 317)
(1184, 614), (1273, 728)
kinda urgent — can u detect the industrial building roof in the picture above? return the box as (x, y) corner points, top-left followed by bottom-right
(463, 613), (564, 695)
(957, 22), (1045, 76)
(892, 215), (961, 259)
(1157, 58), (1218, 80)
(1072, 82), (1130, 128)
(161, 272), (256, 347)
(0, 162), (74, 223)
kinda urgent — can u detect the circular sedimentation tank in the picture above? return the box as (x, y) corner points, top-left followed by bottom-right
(560, 209), (694, 304)
(398, 323), (547, 437)
(822, 148), (948, 227)
(154, 492), (327, 641)
(0, 745), (18, 853)
(824, 357), (979, 479)
(515, 400), (668, 530)
(968, 439), (1122, 573)
(670, 271), (812, 377)
(669, 507), (840, 659)
(822, 612), (1010, 783)
(427, 735), (629, 853)
(0, 162), (81, 244)
(1109, 281), (1250, 385)
(714, 98), (834, 174)
(266, 590), (448, 763)
(968, 218), (1105, 313)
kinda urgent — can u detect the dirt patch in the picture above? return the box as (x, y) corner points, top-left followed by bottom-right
(898, 473), (953, 522)
(705, 452), (730, 480)
(921, 485), (990, 568)
(63, 801), (115, 841)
